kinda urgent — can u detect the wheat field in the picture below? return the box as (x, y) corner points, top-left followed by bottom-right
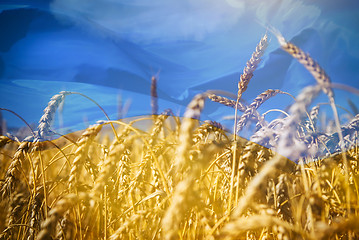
(0, 33), (359, 240)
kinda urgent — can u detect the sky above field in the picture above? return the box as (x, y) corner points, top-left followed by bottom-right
(1, 0), (359, 140)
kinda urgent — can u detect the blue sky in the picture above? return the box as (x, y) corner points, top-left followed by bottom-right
(1, 0), (359, 139)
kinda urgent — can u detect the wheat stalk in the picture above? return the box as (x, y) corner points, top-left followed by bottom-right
(274, 32), (351, 211)
(151, 76), (159, 116)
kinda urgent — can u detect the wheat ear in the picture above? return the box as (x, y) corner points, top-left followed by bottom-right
(36, 193), (89, 240)
(149, 109), (172, 145)
(275, 33), (333, 98)
(92, 142), (125, 198)
(68, 123), (103, 189)
(276, 174), (292, 223)
(37, 91), (71, 139)
(236, 89), (283, 132)
(342, 114), (359, 136)
(0, 136), (12, 149)
(174, 93), (207, 171)
(0, 192), (27, 239)
(151, 76), (159, 116)
(275, 31), (352, 212)
(163, 143), (220, 240)
(237, 34), (268, 100)
(224, 86), (320, 232)
(220, 214), (309, 239)
(208, 94), (247, 112)
(1, 140), (31, 197)
(27, 187), (44, 240)
(229, 33), (268, 213)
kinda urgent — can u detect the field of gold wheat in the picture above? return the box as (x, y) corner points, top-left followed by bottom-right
(0, 32), (358, 240)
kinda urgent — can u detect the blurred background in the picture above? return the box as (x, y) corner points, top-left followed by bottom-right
(1, 0), (359, 140)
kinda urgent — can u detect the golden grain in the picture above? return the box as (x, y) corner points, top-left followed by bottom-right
(0, 34), (358, 240)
